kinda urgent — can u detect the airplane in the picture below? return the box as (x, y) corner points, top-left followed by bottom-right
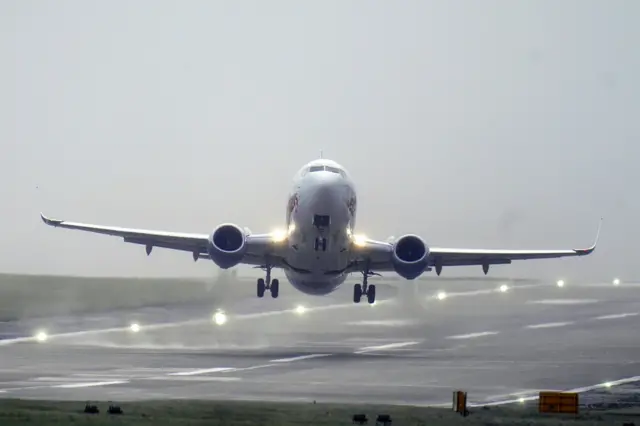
(40, 158), (601, 304)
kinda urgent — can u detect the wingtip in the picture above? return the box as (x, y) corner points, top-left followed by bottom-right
(575, 217), (603, 255)
(40, 212), (62, 226)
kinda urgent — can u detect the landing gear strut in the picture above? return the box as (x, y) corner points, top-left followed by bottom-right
(353, 267), (377, 304)
(256, 265), (279, 299)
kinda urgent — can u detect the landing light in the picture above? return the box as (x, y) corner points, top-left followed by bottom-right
(518, 397), (525, 404)
(436, 291), (447, 301)
(34, 330), (48, 343)
(499, 284), (509, 293)
(353, 234), (367, 247)
(295, 305), (306, 315)
(613, 278), (620, 286)
(556, 279), (565, 288)
(213, 311), (227, 325)
(270, 229), (287, 243)
(604, 381), (613, 388)
(129, 323), (140, 333)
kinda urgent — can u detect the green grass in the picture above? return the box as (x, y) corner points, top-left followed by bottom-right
(0, 273), (242, 321)
(0, 398), (632, 426)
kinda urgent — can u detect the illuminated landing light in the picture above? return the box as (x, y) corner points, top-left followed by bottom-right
(518, 397), (525, 404)
(34, 330), (48, 343)
(613, 278), (620, 286)
(213, 311), (227, 326)
(270, 229), (287, 243)
(499, 284), (509, 293)
(436, 291), (447, 301)
(370, 300), (377, 307)
(556, 279), (565, 288)
(295, 305), (306, 315)
(353, 234), (367, 247)
(129, 323), (140, 333)
(604, 381), (613, 388)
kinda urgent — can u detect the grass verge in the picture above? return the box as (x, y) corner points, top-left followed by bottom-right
(0, 398), (635, 426)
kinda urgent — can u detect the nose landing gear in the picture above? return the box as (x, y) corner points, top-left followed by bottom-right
(256, 265), (279, 298)
(353, 267), (378, 304)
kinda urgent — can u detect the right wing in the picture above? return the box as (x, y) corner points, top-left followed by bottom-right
(40, 213), (283, 266)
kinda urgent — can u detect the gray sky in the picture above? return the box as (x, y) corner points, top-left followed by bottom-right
(1, 1), (638, 282)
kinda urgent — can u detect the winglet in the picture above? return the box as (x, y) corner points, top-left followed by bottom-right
(574, 217), (602, 255)
(40, 212), (63, 227)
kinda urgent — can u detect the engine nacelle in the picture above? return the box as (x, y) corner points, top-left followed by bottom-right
(207, 223), (248, 269)
(392, 234), (430, 280)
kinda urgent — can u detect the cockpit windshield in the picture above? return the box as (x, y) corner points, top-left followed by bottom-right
(305, 165), (345, 177)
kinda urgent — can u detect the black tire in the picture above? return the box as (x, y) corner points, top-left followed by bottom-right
(271, 279), (279, 298)
(257, 278), (266, 298)
(353, 283), (362, 303)
(367, 284), (376, 304)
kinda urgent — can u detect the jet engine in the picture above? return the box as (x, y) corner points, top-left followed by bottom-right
(392, 234), (430, 279)
(207, 223), (248, 269)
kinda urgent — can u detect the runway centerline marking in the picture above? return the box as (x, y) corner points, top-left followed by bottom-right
(525, 321), (574, 329)
(168, 367), (236, 376)
(52, 380), (129, 388)
(354, 341), (420, 354)
(270, 354), (331, 363)
(593, 312), (638, 320)
(446, 331), (499, 340)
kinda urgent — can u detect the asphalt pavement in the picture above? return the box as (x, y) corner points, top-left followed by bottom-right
(1, 276), (638, 407)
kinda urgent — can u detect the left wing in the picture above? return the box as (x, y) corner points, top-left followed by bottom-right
(40, 213), (282, 266)
(350, 218), (602, 275)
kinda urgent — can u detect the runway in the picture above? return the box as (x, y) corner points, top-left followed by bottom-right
(1, 277), (639, 407)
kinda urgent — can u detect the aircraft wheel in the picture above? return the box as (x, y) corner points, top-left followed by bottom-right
(367, 284), (376, 304)
(257, 278), (266, 298)
(271, 279), (279, 298)
(353, 283), (362, 303)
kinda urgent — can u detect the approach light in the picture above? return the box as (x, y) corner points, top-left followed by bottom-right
(556, 279), (565, 288)
(129, 323), (140, 333)
(613, 278), (620, 286)
(295, 305), (306, 315)
(213, 311), (227, 325)
(34, 330), (48, 343)
(437, 291), (447, 301)
(499, 284), (509, 293)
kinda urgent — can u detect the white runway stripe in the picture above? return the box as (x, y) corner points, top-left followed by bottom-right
(269, 354), (330, 363)
(52, 380), (128, 388)
(167, 367), (236, 376)
(446, 331), (499, 340)
(354, 341), (420, 354)
(593, 312), (638, 320)
(525, 321), (574, 329)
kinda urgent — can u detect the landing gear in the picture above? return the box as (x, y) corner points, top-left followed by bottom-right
(353, 268), (377, 304)
(256, 265), (279, 299)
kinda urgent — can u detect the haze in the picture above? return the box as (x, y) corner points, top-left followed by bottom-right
(1, 1), (638, 282)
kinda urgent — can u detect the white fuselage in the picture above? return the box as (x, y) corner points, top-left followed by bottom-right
(282, 160), (357, 295)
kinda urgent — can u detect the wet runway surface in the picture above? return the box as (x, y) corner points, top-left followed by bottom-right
(1, 277), (639, 406)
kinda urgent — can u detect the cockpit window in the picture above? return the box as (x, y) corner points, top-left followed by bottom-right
(325, 166), (345, 176)
(302, 164), (346, 177)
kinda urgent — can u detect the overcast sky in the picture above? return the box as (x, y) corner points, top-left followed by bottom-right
(1, 1), (638, 282)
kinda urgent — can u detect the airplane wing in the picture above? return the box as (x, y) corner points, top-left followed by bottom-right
(39, 213), (282, 266)
(351, 218), (602, 275)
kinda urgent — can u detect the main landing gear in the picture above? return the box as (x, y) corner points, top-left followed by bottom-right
(353, 269), (378, 304)
(256, 265), (279, 299)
